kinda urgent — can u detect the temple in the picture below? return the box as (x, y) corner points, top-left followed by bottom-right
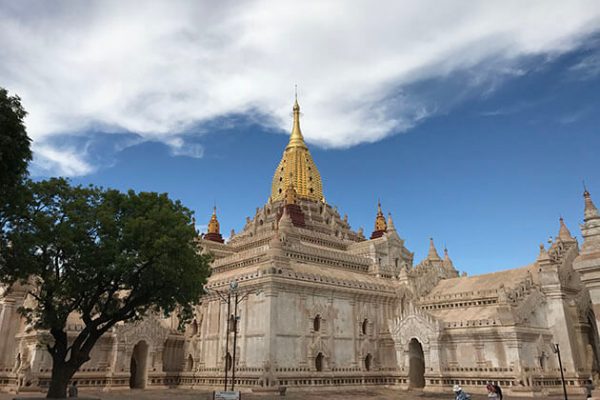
(1, 98), (600, 397)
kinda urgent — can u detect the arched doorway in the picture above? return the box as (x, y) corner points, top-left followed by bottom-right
(129, 341), (149, 389)
(408, 338), (425, 388)
(315, 352), (324, 372)
(364, 353), (373, 371)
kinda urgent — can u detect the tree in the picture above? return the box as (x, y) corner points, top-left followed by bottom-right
(0, 87), (31, 194)
(0, 87), (32, 271)
(1, 178), (211, 398)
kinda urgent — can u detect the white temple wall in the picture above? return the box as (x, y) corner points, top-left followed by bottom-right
(0, 298), (25, 369)
(543, 297), (578, 371)
(244, 281), (398, 371)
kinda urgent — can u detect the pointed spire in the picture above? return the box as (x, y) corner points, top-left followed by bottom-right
(443, 247), (451, 262)
(580, 187), (600, 253)
(558, 217), (574, 241)
(271, 93), (324, 203)
(370, 199), (387, 239)
(204, 206), (224, 243)
(208, 206), (219, 234)
(427, 238), (441, 261)
(584, 188), (600, 221)
(287, 89), (307, 149)
(387, 212), (396, 231)
(442, 246), (458, 276)
(375, 200), (387, 231)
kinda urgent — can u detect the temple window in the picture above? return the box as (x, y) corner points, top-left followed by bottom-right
(313, 315), (321, 332)
(362, 319), (368, 335)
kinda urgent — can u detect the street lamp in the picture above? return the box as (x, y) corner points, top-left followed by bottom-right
(553, 343), (568, 400)
(207, 281), (261, 392)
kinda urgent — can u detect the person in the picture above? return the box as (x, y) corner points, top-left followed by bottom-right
(68, 381), (78, 398)
(453, 384), (471, 400)
(586, 379), (595, 399)
(493, 382), (503, 400)
(486, 383), (498, 398)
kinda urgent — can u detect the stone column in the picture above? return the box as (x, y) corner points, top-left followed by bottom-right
(263, 283), (278, 369)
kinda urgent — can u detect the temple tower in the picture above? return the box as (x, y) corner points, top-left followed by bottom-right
(574, 189), (600, 337)
(270, 97), (324, 203)
(204, 206), (224, 243)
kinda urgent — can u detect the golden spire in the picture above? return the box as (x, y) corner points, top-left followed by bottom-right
(270, 92), (324, 202)
(207, 206), (220, 234)
(288, 86), (307, 149)
(374, 200), (387, 232)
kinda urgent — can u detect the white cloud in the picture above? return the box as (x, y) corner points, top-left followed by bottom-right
(570, 53), (600, 79)
(1, 0), (600, 175)
(168, 137), (204, 158)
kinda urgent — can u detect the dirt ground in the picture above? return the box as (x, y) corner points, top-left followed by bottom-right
(0, 387), (592, 400)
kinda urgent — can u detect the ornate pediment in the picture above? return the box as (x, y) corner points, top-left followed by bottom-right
(389, 311), (441, 346)
(116, 314), (172, 347)
(309, 337), (329, 357)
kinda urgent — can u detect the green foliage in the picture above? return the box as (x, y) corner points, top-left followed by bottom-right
(1, 178), (210, 369)
(0, 87), (31, 195)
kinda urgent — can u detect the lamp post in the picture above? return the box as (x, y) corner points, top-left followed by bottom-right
(553, 343), (568, 400)
(208, 281), (260, 392)
(210, 281), (237, 391)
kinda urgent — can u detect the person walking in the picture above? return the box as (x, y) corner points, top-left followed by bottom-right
(486, 383), (499, 398)
(586, 379), (595, 399)
(453, 384), (471, 400)
(493, 382), (503, 400)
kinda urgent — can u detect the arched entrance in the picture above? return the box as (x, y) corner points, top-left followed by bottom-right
(129, 341), (149, 389)
(364, 353), (373, 371)
(408, 338), (425, 388)
(315, 352), (324, 372)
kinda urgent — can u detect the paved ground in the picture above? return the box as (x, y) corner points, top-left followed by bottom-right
(0, 387), (593, 400)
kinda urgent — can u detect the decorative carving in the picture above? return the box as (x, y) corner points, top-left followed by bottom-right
(116, 314), (171, 348)
(389, 307), (441, 346)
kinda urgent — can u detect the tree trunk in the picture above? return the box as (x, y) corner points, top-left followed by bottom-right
(46, 357), (75, 399)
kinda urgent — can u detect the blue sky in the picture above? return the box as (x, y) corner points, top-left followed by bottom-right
(1, 1), (600, 275)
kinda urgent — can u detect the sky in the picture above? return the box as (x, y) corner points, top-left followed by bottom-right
(1, 1), (600, 275)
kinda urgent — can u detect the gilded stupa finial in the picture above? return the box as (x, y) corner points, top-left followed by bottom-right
(204, 205), (225, 243)
(294, 84), (298, 105)
(207, 205), (219, 234)
(270, 93), (324, 203)
(370, 199), (387, 239)
(288, 88), (306, 149)
(374, 199), (386, 231)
